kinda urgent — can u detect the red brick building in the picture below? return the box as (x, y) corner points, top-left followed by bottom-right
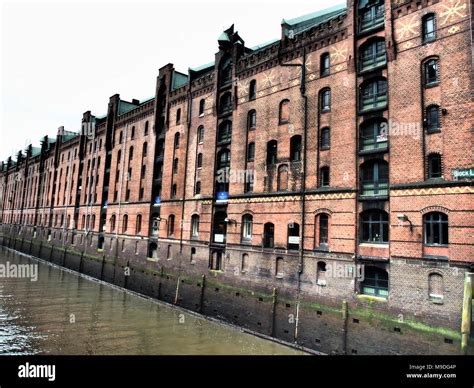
(1, 0), (473, 354)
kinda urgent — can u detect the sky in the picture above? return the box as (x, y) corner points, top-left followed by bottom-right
(1, 0), (342, 161)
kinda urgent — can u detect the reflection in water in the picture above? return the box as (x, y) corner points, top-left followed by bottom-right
(0, 247), (304, 355)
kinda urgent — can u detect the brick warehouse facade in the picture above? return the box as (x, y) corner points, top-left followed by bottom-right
(0, 0), (473, 355)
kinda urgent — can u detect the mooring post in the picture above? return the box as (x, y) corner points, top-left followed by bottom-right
(461, 274), (472, 355)
(199, 275), (206, 314)
(342, 300), (349, 355)
(270, 287), (277, 337)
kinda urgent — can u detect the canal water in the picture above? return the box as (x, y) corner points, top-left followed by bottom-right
(0, 247), (304, 355)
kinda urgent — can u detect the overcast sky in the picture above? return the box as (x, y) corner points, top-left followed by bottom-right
(1, 0), (341, 161)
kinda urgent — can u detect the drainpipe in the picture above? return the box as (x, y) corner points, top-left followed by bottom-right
(115, 123), (128, 258)
(461, 273), (473, 355)
(279, 47), (308, 343)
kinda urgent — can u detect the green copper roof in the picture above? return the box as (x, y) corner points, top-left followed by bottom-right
(172, 71), (189, 90)
(282, 4), (346, 36)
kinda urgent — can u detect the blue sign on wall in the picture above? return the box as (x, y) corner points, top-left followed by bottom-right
(216, 192), (228, 202)
(154, 196), (161, 205)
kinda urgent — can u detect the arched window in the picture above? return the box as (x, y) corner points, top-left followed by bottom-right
(197, 153), (203, 168)
(144, 121), (149, 136)
(360, 160), (389, 196)
(218, 120), (232, 144)
(213, 211), (227, 244)
(171, 184), (177, 198)
(247, 110), (256, 130)
(424, 212), (448, 245)
(168, 215), (175, 236)
(149, 242), (158, 259)
(142, 142), (148, 157)
(359, 38), (386, 72)
(287, 222), (300, 250)
(136, 214), (142, 234)
(317, 213), (329, 248)
(428, 273), (444, 300)
(320, 166), (330, 187)
(321, 127), (330, 149)
(197, 126), (205, 143)
(422, 13), (436, 43)
(217, 149), (231, 170)
(174, 132), (180, 149)
(219, 56), (232, 86)
(424, 58), (439, 86)
(91, 215), (95, 230)
(427, 153), (442, 178)
(219, 92), (232, 114)
(190, 247), (197, 263)
(361, 267), (389, 298)
(320, 88), (331, 112)
(195, 181), (201, 195)
(358, 0), (384, 33)
(110, 214), (116, 232)
(316, 261), (327, 286)
(279, 99), (290, 124)
(263, 223), (275, 248)
(290, 135), (302, 162)
(151, 213), (159, 236)
(267, 140), (278, 165)
(320, 53), (330, 76)
(277, 165), (289, 191)
(176, 108), (181, 125)
(241, 253), (249, 272)
(191, 214), (199, 238)
(86, 215), (90, 229)
(129, 146), (134, 161)
(241, 214), (253, 241)
(360, 118), (388, 151)
(249, 80), (257, 100)
(122, 214), (128, 233)
(361, 210), (389, 243)
(360, 78), (387, 112)
(199, 99), (205, 116)
(247, 142), (255, 161)
(131, 126), (135, 139)
(275, 257), (284, 278)
(426, 105), (440, 133)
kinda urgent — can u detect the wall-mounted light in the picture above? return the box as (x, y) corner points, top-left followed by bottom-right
(397, 214), (413, 231)
(224, 218), (237, 225)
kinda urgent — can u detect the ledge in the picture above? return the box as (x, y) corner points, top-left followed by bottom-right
(356, 294), (387, 303)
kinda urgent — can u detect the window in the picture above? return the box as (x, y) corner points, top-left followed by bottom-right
(320, 88), (331, 112)
(321, 127), (330, 149)
(241, 253), (249, 272)
(424, 212), (448, 245)
(320, 53), (330, 76)
(144, 121), (149, 136)
(210, 251), (223, 270)
(174, 132), (180, 149)
(91, 215), (95, 230)
(131, 126), (135, 139)
(168, 215), (175, 236)
(195, 181), (201, 195)
(136, 214), (142, 234)
(426, 105), (440, 132)
(358, 0), (384, 33)
(290, 135), (302, 162)
(361, 267), (389, 298)
(263, 223), (275, 248)
(129, 146), (134, 161)
(424, 58), (439, 86)
(317, 261), (327, 286)
(275, 257), (284, 278)
(361, 210), (389, 243)
(422, 13), (436, 43)
(191, 215), (199, 238)
(220, 56), (232, 86)
(151, 213), (159, 236)
(197, 126), (205, 143)
(278, 165), (289, 191)
(266, 140), (278, 165)
(122, 214), (128, 233)
(360, 119), (388, 151)
(218, 120), (232, 144)
(245, 170), (254, 193)
(279, 100), (290, 124)
(190, 247), (197, 263)
(142, 142), (148, 157)
(171, 184), (177, 198)
(118, 131), (123, 144)
(197, 153), (203, 168)
(360, 78), (387, 112)
(247, 143), (255, 161)
(249, 80), (256, 100)
(287, 222), (300, 250)
(427, 153), (442, 178)
(247, 110), (256, 130)
(199, 99), (205, 116)
(360, 160), (389, 196)
(242, 214), (253, 241)
(176, 108), (181, 125)
(117, 150), (122, 165)
(219, 92), (232, 114)
(173, 158), (179, 174)
(320, 166), (330, 187)
(213, 211), (227, 244)
(318, 214), (329, 247)
(217, 149), (231, 170)
(428, 273), (444, 300)
(359, 39), (386, 72)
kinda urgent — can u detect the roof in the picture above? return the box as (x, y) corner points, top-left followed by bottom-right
(282, 4), (346, 36)
(172, 70), (189, 90)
